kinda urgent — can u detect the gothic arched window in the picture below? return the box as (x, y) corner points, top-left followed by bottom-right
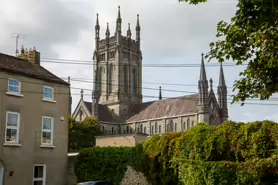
(155, 122), (158, 134)
(151, 125), (154, 135)
(132, 68), (137, 95)
(108, 63), (113, 94)
(168, 120), (173, 132)
(123, 65), (128, 94)
(126, 126), (129, 133)
(144, 126), (146, 134)
(187, 118), (190, 130)
(140, 124), (143, 133)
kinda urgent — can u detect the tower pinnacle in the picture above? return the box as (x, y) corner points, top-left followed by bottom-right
(219, 63), (226, 87)
(200, 53), (207, 81)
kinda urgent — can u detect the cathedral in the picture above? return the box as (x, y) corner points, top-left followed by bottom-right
(72, 6), (228, 135)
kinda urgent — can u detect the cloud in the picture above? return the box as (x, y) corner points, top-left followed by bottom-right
(1, 0), (276, 122)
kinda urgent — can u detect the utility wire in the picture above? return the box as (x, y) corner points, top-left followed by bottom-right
(2, 77), (278, 104)
(33, 58), (249, 67)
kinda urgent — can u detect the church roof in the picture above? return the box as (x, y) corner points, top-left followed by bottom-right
(84, 101), (116, 122)
(125, 94), (199, 122)
(83, 94), (199, 123)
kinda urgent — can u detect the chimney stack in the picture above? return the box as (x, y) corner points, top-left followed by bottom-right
(18, 45), (40, 65)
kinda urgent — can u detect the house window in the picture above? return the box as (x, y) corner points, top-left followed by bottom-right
(155, 122), (158, 134)
(41, 117), (54, 145)
(5, 111), (20, 143)
(43, 86), (54, 100)
(151, 126), (154, 135)
(187, 118), (190, 130)
(159, 125), (161, 133)
(144, 127), (146, 134)
(8, 79), (21, 94)
(33, 165), (46, 185)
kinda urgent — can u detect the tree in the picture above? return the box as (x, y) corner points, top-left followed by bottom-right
(179, 0), (278, 103)
(68, 116), (103, 152)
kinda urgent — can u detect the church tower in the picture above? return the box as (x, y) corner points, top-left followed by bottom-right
(197, 53), (210, 123)
(92, 6), (142, 119)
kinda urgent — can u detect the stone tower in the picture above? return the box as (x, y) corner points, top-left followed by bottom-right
(217, 63), (228, 122)
(197, 53), (209, 123)
(92, 6), (142, 119)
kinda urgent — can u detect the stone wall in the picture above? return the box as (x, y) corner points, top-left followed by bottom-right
(121, 166), (151, 185)
(67, 155), (77, 185)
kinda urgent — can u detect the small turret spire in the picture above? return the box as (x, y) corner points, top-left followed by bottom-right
(209, 78), (213, 91)
(219, 63), (226, 87)
(106, 22), (110, 37)
(80, 89), (84, 100)
(117, 6), (121, 20)
(127, 23), (131, 38)
(136, 14), (140, 28)
(200, 53), (207, 81)
(159, 86), (162, 100)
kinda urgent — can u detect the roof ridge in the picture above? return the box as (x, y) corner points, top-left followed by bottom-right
(0, 53), (28, 62)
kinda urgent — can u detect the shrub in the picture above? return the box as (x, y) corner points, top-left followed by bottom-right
(74, 120), (278, 184)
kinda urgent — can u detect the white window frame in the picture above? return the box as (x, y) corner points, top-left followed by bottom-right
(41, 116), (54, 146)
(43, 86), (54, 100)
(7, 78), (21, 94)
(5, 111), (20, 144)
(33, 164), (46, 185)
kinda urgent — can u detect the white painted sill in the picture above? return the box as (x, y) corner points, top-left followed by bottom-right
(42, 98), (56, 103)
(6, 92), (24, 97)
(40, 145), (55, 149)
(3, 143), (22, 147)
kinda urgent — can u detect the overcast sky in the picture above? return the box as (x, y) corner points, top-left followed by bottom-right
(1, 0), (278, 122)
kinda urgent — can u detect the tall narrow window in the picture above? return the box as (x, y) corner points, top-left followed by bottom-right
(155, 122), (158, 134)
(169, 120), (174, 132)
(112, 127), (114, 134)
(144, 127), (146, 134)
(42, 116), (54, 145)
(151, 126), (154, 135)
(79, 110), (83, 121)
(33, 165), (46, 185)
(159, 125), (161, 133)
(187, 118), (190, 130)
(99, 67), (102, 95)
(140, 124), (143, 133)
(108, 63), (113, 94)
(132, 68), (137, 95)
(175, 123), (177, 131)
(123, 65), (128, 94)
(5, 111), (20, 143)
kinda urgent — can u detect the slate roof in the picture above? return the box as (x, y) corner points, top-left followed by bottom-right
(125, 94), (199, 122)
(84, 101), (116, 122)
(0, 53), (69, 85)
(84, 94), (199, 123)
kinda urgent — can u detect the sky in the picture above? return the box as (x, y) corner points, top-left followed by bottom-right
(1, 0), (278, 122)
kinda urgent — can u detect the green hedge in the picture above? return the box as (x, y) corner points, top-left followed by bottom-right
(75, 120), (278, 184)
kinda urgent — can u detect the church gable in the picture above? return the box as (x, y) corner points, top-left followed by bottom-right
(72, 100), (91, 121)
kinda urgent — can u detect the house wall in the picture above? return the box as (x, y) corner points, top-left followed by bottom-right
(0, 71), (70, 185)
